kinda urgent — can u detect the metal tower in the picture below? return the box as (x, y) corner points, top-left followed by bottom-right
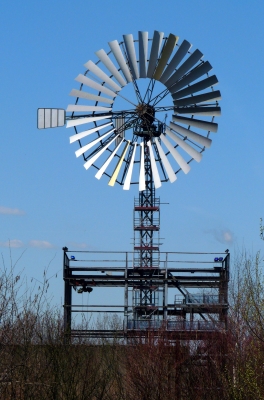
(132, 136), (163, 322)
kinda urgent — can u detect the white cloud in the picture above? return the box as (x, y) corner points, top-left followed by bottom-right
(29, 240), (55, 249)
(205, 228), (234, 245)
(0, 206), (25, 215)
(0, 239), (24, 248)
(223, 231), (233, 242)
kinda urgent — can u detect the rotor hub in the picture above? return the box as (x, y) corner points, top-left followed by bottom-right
(134, 104), (159, 138)
(136, 104), (155, 126)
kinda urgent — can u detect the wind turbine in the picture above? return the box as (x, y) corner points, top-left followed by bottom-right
(38, 30), (221, 323)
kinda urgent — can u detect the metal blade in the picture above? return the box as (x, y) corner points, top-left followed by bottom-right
(173, 90), (221, 107)
(139, 142), (145, 191)
(84, 60), (121, 92)
(172, 75), (219, 100)
(108, 40), (132, 83)
(75, 129), (115, 157)
(165, 49), (203, 88)
(67, 105), (112, 113)
(69, 122), (112, 144)
(174, 106), (221, 116)
(160, 40), (192, 84)
(147, 141), (161, 189)
(138, 31), (148, 78)
(75, 74), (117, 97)
(66, 116), (111, 128)
(160, 134), (190, 174)
(147, 30), (164, 78)
(169, 122), (212, 148)
(165, 128), (202, 162)
(172, 115), (218, 133)
(95, 139), (124, 179)
(70, 89), (113, 104)
(168, 61), (213, 94)
(95, 49), (127, 86)
(154, 138), (176, 183)
(108, 141), (130, 186)
(153, 34), (179, 81)
(84, 135), (117, 171)
(123, 142), (137, 190)
(123, 34), (139, 80)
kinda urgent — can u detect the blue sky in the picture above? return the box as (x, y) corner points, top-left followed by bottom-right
(1, 1), (264, 305)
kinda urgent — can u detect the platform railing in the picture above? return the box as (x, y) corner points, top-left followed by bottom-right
(127, 320), (226, 331)
(174, 294), (226, 305)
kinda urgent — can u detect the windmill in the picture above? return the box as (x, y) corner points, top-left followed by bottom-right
(38, 30), (221, 325)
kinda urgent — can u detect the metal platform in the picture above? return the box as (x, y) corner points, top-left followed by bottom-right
(63, 249), (229, 340)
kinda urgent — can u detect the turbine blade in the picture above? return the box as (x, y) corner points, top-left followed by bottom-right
(69, 122), (112, 144)
(108, 141), (130, 186)
(169, 122), (212, 148)
(174, 106), (221, 116)
(84, 60), (121, 92)
(154, 138), (176, 183)
(147, 30), (164, 78)
(172, 115), (218, 133)
(123, 142), (137, 190)
(153, 34), (179, 81)
(95, 49), (127, 86)
(67, 105), (112, 112)
(160, 134), (191, 174)
(95, 139), (124, 179)
(165, 128), (202, 162)
(108, 40), (132, 83)
(66, 116), (111, 128)
(123, 34), (139, 80)
(147, 141), (162, 189)
(84, 135), (117, 170)
(138, 31), (148, 78)
(139, 142), (145, 191)
(168, 61), (213, 94)
(75, 129), (115, 157)
(172, 75), (219, 99)
(160, 40), (192, 83)
(165, 49), (203, 88)
(70, 89), (113, 104)
(173, 90), (221, 107)
(75, 74), (117, 97)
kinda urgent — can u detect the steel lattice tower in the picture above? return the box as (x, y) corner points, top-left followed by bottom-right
(133, 138), (161, 321)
